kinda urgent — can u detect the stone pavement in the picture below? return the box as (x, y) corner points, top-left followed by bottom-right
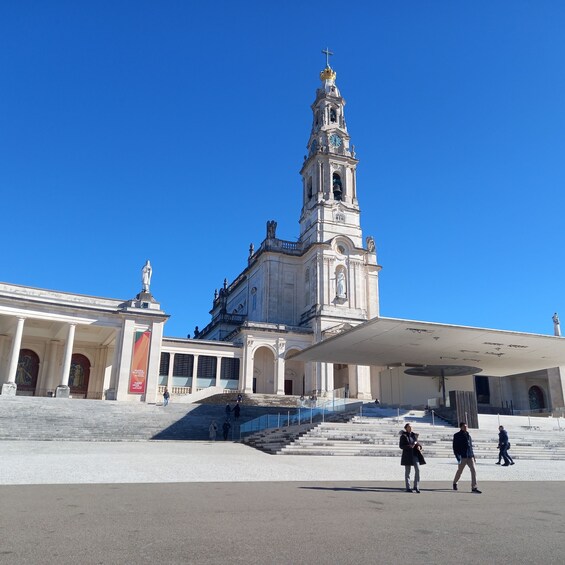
(2, 480), (565, 565)
(2, 440), (565, 485)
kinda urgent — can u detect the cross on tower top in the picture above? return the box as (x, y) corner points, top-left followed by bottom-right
(322, 47), (334, 68)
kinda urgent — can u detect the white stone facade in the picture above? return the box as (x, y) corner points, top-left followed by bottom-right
(0, 282), (167, 402)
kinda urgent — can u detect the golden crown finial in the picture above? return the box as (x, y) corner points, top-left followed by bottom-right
(320, 48), (336, 81)
(320, 66), (337, 81)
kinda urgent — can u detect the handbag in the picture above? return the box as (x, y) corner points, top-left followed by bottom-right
(416, 448), (426, 465)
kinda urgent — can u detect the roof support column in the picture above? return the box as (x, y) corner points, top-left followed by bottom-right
(56, 323), (76, 398)
(2, 316), (26, 396)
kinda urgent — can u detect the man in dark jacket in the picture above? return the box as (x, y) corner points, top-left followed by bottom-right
(452, 422), (481, 493)
(497, 425), (514, 466)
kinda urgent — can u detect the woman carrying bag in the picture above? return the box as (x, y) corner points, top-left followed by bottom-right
(399, 423), (426, 493)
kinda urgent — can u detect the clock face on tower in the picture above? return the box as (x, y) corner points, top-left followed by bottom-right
(329, 134), (342, 148)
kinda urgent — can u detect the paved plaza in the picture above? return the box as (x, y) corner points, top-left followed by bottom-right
(1, 440), (565, 564)
(2, 439), (565, 485)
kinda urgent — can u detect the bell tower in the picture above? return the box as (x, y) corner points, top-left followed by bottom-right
(299, 50), (363, 248)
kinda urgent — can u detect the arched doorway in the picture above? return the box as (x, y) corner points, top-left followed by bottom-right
(284, 350), (305, 396)
(69, 354), (90, 398)
(253, 346), (275, 394)
(528, 385), (545, 411)
(16, 349), (40, 394)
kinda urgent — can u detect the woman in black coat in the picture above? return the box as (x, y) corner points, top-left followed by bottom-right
(399, 423), (426, 493)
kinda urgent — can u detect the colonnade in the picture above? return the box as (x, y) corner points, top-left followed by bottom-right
(1, 318), (78, 397)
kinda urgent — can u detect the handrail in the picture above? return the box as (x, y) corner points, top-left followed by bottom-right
(239, 397), (347, 437)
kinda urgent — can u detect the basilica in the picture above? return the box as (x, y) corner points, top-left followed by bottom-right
(1, 59), (565, 415)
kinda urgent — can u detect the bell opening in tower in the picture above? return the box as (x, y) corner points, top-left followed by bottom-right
(332, 173), (343, 201)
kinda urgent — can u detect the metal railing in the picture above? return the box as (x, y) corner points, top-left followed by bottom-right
(239, 397), (347, 438)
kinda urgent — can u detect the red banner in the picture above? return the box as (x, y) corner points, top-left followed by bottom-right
(128, 330), (151, 394)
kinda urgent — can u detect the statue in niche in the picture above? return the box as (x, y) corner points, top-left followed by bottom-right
(336, 270), (346, 298)
(266, 220), (277, 239)
(141, 260), (152, 293)
(366, 236), (376, 253)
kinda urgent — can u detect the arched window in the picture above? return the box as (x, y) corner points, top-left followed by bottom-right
(330, 108), (337, 123)
(69, 354), (90, 396)
(307, 177), (313, 199)
(16, 349), (40, 393)
(332, 173), (343, 201)
(528, 385), (545, 411)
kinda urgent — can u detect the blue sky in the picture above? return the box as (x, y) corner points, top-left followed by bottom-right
(2, 1), (565, 338)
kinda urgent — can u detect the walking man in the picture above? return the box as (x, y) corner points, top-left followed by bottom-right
(497, 425), (514, 466)
(452, 422), (482, 494)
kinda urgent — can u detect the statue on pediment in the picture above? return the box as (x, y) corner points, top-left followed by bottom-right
(141, 260), (152, 293)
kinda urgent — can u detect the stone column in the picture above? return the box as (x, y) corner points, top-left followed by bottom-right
(243, 338), (254, 393)
(2, 317), (26, 396)
(0, 334), (7, 384)
(191, 354), (199, 393)
(546, 367), (565, 412)
(145, 321), (164, 404)
(105, 327), (123, 400)
(166, 352), (175, 391)
(275, 339), (286, 395)
(215, 356), (222, 389)
(46, 341), (61, 395)
(56, 323), (76, 398)
(316, 361), (333, 395)
(114, 320), (136, 401)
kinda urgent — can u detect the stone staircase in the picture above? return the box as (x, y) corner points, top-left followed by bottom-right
(242, 409), (358, 453)
(197, 392), (305, 408)
(244, 406), (565, 460)
(0, 396), (295, 441)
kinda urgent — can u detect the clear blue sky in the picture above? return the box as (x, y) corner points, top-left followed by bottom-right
(2, 1), (565, 338)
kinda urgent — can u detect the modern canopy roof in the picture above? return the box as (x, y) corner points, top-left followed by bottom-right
(289, 317), (565, 377)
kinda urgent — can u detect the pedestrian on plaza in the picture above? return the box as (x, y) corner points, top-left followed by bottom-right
(225, 403), (232, 419)
(163, 387), (170, 407)
(237, 393), (243, 403)
(209, 420), (218, 441)
(452, 422), (482, 493)
(233, 403), (241, 420)
(399, 423), (425, 493)
(497, 425), (514, 466)
(222, 420), (231, 441)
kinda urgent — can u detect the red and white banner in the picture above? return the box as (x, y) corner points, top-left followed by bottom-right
(128, 330), (151, 394)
